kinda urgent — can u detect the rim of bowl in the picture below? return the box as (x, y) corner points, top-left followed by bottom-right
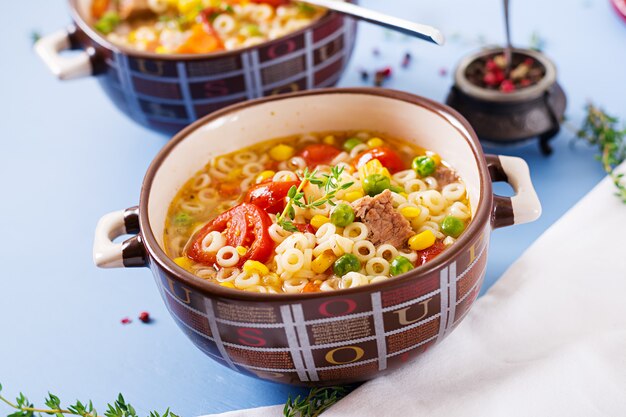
(68, 0), (337, 61)
(453, 46), (558, 103)
(139, 87), (493, 301)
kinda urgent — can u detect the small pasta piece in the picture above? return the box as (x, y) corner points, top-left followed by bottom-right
(179, 201), (205, 214)
(424, 176), (439, 190)
(197, 188), (217, 203)
(365, 257), (390, 276)
(393, 169), (417, 184)
(352, 240), (376, 262)
(273, 170), (298, 182)
(191, 173), (211, 190)
(283, 277), (308, 293)
(349, 143), (369, 158)
(398, 251), (418, 263)
(280, 248), (305, 273)
(376, 244), (399, 261)
(234, 151), (259, 165)
(315, 223), (337, 243)
(201, 231), (226, 253)
(213, 14), (236, 35)
(419, 190), (446, 214)
(404, 179), (427, 193)
(242, 162), (264, 176)
(369, 275), (389, 284)
(443, 236), (456, 246)
(341, 272), (368, 289)
(215, 157), (236, 174)
(216, 267), (240, 283)
(216, 246), (240, 267)
(330, 151), (350, 165)
(442, 182), (466, 202)
(343, 222), (368, 241)
(269, 223), (291, 243)
(234, 271), (261, 289)
(448, 201), (472, 220)
(286, 156), (306, 170)
(320, 277), (340, 291)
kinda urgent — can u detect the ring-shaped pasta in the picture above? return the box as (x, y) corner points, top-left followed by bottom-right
(280, 248), (305, 273)
(349, 143), (369, 158)
(355, 132), (370, 140)
(420, 190), (446, 214)
(235, 271), (261, 289)
(216, 246), (240, 267)
(213, 14), (236, 35)
(424, 176), (439, 190)
(233, 151), (258, 165)
(393, 169), (417, 184)
(404, 179), (428, 193)
(398, 251), (418, 263)
(242, 162), (264, 176)
(352, 240), (376, 261)
(216, 267), (240, 283)
(366, 257), (390, 276)
(215, 157), (235, 174)
(341, 272), (368, 289)
(197, 188), (217, 203)
(283, 277), (308, 293)
(448, 201), (471, 220)
(201, 231), (226, 253)
(273, 170), (298, 182)
(343, 222), (368, 241)
(376, 244), (399, 261)
(315, 223), (337, 242)
(269, 223), (291, 243)
(330, 152), (350, 165)
(179, 201), (205, 214)
(442, 182), (466, 202)
(191, 173), (211, 190)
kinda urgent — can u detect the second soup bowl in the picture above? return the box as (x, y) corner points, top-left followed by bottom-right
(93, 88), (541, 386)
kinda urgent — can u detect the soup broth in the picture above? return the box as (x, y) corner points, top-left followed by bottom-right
(91, 0), (325, 54)
(164, 131), (472, 293)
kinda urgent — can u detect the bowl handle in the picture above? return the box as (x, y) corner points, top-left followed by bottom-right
(34, 26), (92, 80)
(93, 206), (147, 268)
(486, 154), (542, 229)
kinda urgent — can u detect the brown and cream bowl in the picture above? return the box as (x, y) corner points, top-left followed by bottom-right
(34, 0), (356, 134)
(92, 88), (541, 386)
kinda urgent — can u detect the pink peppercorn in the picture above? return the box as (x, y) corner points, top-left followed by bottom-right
(139, 311), (151, 323)
(121, 317), (132, 325)
(500, 79), (516, 92)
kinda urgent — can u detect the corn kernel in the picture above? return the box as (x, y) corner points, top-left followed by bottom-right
(174, 256), (194, 270)
(400, 192), (408, 199)
(155, 46), (170, 54)
(311, 252), (337, 274)
(255, 170), (275, 184)
(177, 0), (202, 14)
(269, 144), (295, 161)
(367, 137), (384, 147)
(236, 246), (248, 256)
(426, 151), (441, 166)
(243, 260), (269, 276)
(219, 282), (235, 288)
(344, 190), (364, 202)
(323, 135), (336, 145)
(358, 159), (390, 182)
(226, 168), (242, 181)
(310, 215), (330, 229)
(408, 230), (436, 251)
(400, 206), (421, 218)
(312, 254), (334, 273)
(263, 273), (281, 287)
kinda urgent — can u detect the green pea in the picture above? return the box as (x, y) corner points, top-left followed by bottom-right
(363, 174), (391, 196)
(343, 137), (363, 151)
(412, 156), (436, 178)
(330, 203), (355, 227)
(333, 253), (361, 277)
(174, 212), (192, 226)
(390, 256), (413, 277)
(94, 12), (121, 34)
(441, 216), (465, 238)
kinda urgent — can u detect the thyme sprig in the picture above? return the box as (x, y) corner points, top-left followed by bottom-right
(276, 166), (354, 232)
(0, 383), (177, 417)
(283, 386), (350, 417)
(577, 104), (626, 203)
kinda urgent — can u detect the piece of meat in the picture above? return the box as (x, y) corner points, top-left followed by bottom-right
(433, 166), (459, 187)
(119, 0), (151, 19)
(351, 189), (413, 247)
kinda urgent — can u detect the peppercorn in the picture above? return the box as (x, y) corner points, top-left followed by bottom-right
(138, 311), (151, 323)
(121, 317), (132, 325)
(401, 52), (412, 68)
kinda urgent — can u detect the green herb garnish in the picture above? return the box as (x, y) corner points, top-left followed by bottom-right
(296, 2), (317, 16)
(94, 11), (121, 35)
(30, 30), (42, 44)
(276, 166), (354, 232)
(0, 383), (178, 417)
(283, 386), (350, 417)
(577, 104), (626, 203)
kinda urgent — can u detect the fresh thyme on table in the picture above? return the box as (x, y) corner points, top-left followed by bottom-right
(283, 387), (350, 417)
(276, 166), (353, 233)
(0, 383), (178, 417)
(577, 104), (626, 203)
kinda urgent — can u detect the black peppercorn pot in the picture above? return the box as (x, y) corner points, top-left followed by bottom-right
(446, 47), (566, 155)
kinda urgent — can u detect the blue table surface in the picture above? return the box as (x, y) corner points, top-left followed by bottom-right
(1, 0), (625, 415)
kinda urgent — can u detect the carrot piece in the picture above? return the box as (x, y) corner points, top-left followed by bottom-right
(91, 0), (111, 19)
(176, 24), (224, 54)
(302, 282), (321, 293)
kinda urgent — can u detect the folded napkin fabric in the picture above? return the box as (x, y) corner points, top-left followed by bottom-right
(203, 165), (626, 417)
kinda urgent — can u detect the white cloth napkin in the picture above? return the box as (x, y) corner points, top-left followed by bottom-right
(203, 165), (626, 417)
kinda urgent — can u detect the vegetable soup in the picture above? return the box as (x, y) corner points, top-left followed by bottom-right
(91, 0), (325, 54)
(164, 132), (472, 293)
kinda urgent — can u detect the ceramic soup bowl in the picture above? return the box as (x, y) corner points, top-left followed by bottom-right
(93, 88), (541, 386)
(34, 0), (357, 134)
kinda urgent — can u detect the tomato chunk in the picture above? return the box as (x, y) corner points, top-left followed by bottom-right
(416, 241), (446, 266)
(298, 144), (342, 167)
(187, 203), (274, 266)
(244, 180), (300, 214)
(356, 147), (406, 174)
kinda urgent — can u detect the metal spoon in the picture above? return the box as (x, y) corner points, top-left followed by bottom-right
(503, 0), (513, 72)
(299, 0), (445, 46)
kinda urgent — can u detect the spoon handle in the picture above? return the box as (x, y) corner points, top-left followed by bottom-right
(503, 0), (513, 68)
(300, 0), (445, 45)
